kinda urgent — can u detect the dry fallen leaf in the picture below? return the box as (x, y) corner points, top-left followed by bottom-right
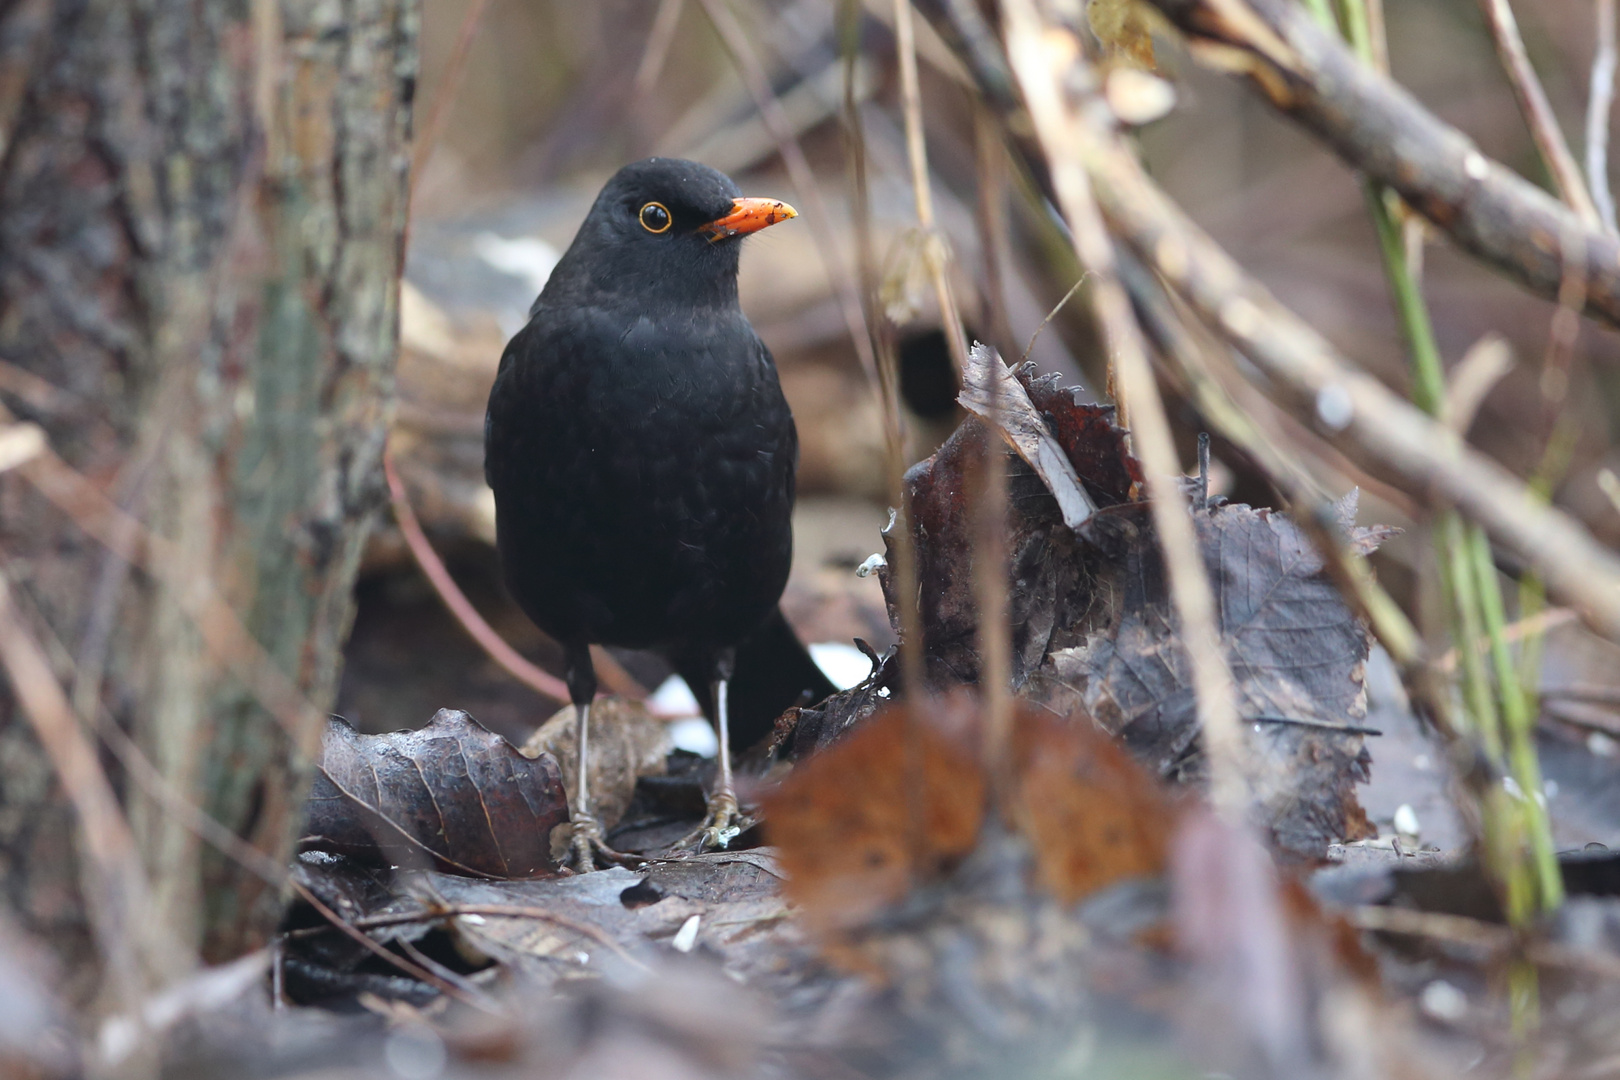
(304, 709), (568, 877)
(764, 694), (987, 934)
(521, 695), (670, 835)
(888, 355), (1378, 857)
(880, 357), (1139, 689)
(1017, 361), (1142, 505)
(957, 345), (1099, 529)
(770, 691), (1180, 929)
(1038, 496), (1381, 857)
(1010, 705), (1177, 903)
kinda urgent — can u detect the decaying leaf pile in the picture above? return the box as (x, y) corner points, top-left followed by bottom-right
(869, 349), (1383, 856)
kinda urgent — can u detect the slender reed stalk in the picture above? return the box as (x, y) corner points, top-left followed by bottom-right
(1341, 0), (1563, 978)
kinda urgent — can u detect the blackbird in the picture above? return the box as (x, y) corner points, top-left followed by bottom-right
(484, 158), (833, 870)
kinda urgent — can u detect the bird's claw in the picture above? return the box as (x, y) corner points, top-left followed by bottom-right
(567, 810), (637, 873)
(674, 792), (748, 855)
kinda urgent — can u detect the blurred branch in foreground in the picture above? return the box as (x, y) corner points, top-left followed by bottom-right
(1147, 0), (1620, 329)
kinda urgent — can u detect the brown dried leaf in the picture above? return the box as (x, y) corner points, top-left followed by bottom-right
(763, 695), (987, 934)
(521, 696), (669, 834)
(770, 691), (1179, 935)
(886, 358), (1376, 857)
(772, 649), (897, 762)
(1036, 500), (1378, 857)
(304, 710), (568, 878)
(883, 361), (1140, 688)
(1010, 707), (1176, 903)
(1017, 362), (1142, 506)
(958, 345), (1098, 529)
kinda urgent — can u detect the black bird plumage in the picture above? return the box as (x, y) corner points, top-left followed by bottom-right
(484, 158), (833, 867)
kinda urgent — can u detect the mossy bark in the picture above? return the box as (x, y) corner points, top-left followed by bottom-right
(0, 0), (417, 998)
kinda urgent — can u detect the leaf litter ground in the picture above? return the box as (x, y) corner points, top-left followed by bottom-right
(141, 349), (1620, 1080)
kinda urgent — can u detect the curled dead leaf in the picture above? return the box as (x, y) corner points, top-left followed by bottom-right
(1034, 497), (1381, 857)
(303, 710), (568, 878)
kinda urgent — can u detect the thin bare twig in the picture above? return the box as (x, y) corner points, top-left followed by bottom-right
(382, 448), (567, 704)
(410, 0), (492, 186)
(0, 567), (150, 1007)
(697, 0), (880, 389)
(974, 105), (1017, 359)
(634, 0), (686, 97)
(1022, 272), (1092, 362)
(893, 0), (1011, 765)
(289, 880), (503, 1012)
(894, 0), (970, 377)
(9, 493), (297, 889)
(0, 356), (73, 414)
(1363, 0), (1387, 73)
(1145, 0), (1620, 329)
(11, 437), (323, 750)
(1435, 607), (1578, 674)
(837, 0), (923, 698)
(1589, 0), (1619, 234)
(1003, 2), (1248, 815)
(1477, 0), (1601, 227)
(970, 390), (1013, 774)
(1351, 904), (1620, 981)
(1056, 78), (1620, 646)
(382, 449), (645, 705)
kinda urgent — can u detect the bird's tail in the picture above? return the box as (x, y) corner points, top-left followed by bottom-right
(680, 607), (838, 751)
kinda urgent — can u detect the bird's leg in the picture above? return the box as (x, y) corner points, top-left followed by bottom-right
(561, 645), (634, 872)
(678, 650), (748, 853)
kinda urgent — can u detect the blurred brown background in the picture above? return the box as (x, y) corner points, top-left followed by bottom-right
(341, 0), (1620, 742)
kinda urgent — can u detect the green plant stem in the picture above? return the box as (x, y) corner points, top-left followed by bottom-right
(1334, 0), (1374, 64)
(1470, 525), (1564, 909)
(1301, 0), (1334, 31)
(1366, 187), (1445, 412)
(1343, 0), (1561, 950)
(1438, 512), (1505, 758)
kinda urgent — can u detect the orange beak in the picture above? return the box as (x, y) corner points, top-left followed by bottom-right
(700, 197), (799, 242)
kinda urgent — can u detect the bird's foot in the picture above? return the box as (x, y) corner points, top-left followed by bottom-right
(673, 791), (749, 855)
(566, 810), (638, 873)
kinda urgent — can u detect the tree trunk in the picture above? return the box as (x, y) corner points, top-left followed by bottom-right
(0, 0), (417, 1005)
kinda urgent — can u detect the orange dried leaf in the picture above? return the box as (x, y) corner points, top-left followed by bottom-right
(1010, 706), (1175, 903)
(763, 696), (987, 934)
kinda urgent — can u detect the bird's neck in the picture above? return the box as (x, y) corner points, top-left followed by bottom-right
(544, 245), (742, 312)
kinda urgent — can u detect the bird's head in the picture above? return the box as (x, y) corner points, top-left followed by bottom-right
(545, 158), (798, 309)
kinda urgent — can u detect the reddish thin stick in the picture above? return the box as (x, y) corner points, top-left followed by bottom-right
(289, 879), (501, 1012)
(381, 448), (650, 706)
(383, 447), (568, 703)
(1478, 0), (1601, 228)
(410, 0), (493, 187)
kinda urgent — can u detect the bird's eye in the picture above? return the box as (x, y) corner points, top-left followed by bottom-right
(639, 202), (672, 234)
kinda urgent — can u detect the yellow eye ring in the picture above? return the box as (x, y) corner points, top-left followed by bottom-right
(639, 202), (672, 234)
